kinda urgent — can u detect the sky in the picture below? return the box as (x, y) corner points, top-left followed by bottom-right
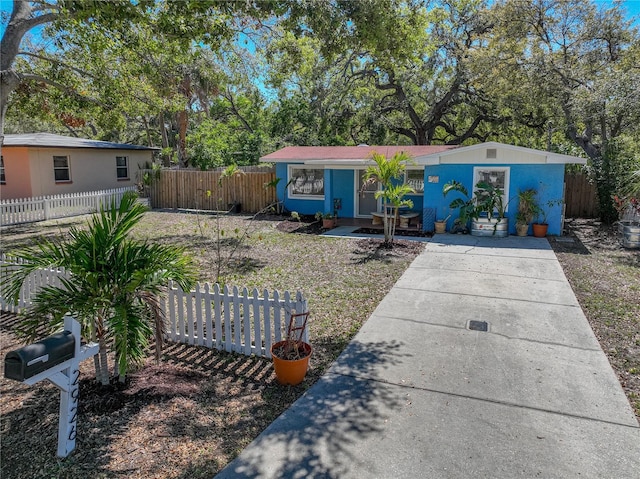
(1, 1), (640, 31)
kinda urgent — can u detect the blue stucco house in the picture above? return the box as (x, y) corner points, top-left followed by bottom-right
(260, 142), (587, 235)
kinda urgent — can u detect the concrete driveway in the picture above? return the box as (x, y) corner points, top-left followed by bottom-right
(216, 235), (640, 478)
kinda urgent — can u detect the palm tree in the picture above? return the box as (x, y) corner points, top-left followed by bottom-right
(361, 152), (415, 245)
(3, 192), (195, 385)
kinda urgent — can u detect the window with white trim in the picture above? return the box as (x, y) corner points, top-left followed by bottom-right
(288, 166), (324, 199)
(0, 156), (5, 184)
(473, 167), (510, 210)
(53, 156), (71, 182)
(116, 156), (129, 179)
(405, 169), (424, 194)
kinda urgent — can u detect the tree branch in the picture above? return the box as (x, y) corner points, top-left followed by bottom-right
(20, 73), (111, 108)
(17, 51), (96, 78)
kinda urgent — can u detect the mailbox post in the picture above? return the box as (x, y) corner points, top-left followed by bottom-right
(4, 314), (99, 458)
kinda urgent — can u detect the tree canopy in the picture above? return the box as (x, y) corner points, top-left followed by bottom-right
(3, 0), (639, 216)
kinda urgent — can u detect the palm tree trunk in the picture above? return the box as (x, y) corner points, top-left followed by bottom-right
(97, 338), (110, 385)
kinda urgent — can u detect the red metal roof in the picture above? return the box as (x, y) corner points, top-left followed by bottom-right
(261, 145), (458, 162)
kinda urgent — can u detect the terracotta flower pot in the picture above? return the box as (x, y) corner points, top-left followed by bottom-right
(532, 223), (548, 238)
(322, 218), (336, 229)
(271, 340), (312, 385)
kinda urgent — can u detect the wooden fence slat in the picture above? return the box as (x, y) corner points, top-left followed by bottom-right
(204, 283), (213, 348)
(223, 285), (232, 352)
(252, 288), (262, 356)
(143, 167), (277, 213)
(195, 282), (204, 346)
(242, 287), (252, 356)
(232, 286), (241, 353)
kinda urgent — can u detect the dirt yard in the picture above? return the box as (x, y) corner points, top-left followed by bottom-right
(548, 218), (640, 419)
(0, 212), (423, 479)
(0, 213), (637, 478)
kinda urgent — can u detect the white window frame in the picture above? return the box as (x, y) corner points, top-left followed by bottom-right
(405, 169), (424, 195)
(0, 156), (5, 184)
(53, 155), (71, 183)
(287, 165), (325, 199)
(473, 166), (510, 212)
(116, 156), (129, 180)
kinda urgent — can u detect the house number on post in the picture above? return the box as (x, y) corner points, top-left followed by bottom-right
(3, 314), (99, 458)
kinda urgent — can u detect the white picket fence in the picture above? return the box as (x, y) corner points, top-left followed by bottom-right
(0, 257), (308, 359)
(0, 255), (69, 313)
(0, 187), (137, 226)
(166, 281), (308, 358)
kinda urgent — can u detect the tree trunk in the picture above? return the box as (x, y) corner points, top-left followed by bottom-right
(176, 109), (188, 168)
(97, 338), (110, 386)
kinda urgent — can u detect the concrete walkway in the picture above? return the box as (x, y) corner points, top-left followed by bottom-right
(216, 235), (640, 478)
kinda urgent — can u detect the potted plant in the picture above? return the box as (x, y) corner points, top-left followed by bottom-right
(533, 199), (563, 237)
(443, 180), (475, 234)
(434, 214), (451, 234)
(515, 189), (540, 237)
(315, 211), (337, 229)
(271, 311), (312, 385)
(444, 180), (509, 237)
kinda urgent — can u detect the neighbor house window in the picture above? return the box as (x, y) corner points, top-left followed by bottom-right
(288, 166), (324, 199)
(116, 156), (129, 179)
(53, 155), (71, 182)
(405, 169), (424, 194)
(473, 166), (510, 210)
(0, 156), (5, 184)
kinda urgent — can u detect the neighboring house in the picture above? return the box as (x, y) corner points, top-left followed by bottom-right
(260, 142), (587, 235)
(0, 133), (158, 200)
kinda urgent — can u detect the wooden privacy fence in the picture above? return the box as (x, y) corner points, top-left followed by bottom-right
(166, 281), (308, 359)
(564, 172), (599, 218)
(145, 166), (278, 213)
(0, 187), (136, 226)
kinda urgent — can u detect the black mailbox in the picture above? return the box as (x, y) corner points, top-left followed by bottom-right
(4, 331), (75, 381)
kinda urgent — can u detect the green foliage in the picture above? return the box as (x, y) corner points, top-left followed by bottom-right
(362, 152), (414, 243)
(2, 192), (196, 382)
(444, 180), (510, 228)
(589, 139), (640, 223)
(516, 189), (540, 226)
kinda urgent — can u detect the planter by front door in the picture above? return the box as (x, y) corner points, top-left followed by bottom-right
(532, 223), (548, 238)
(471, 218), (509, 237)
(516, 223), (529, 236)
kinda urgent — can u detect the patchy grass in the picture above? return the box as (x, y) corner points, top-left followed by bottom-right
(549, 218), (640, 418)
(0, 211), (423, 479)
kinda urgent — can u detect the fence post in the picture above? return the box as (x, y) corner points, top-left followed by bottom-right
(43, 198), (50, 220)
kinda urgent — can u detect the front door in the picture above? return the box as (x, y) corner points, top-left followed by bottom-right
(356, 170), (380, 217)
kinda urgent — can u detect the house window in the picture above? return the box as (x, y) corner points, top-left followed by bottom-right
(473, 166), (510, 210)
(0, 156), (5, 184)
(53, 156), (71, 182)
(405, 169), (424, 194)
(116, 156), (129, 179)
(288, 166), (324, 199)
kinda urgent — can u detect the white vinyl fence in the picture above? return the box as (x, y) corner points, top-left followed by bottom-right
(166, 281), (309, 358)
(0, 257), (308, 359)
(0, 187), (137, 226)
